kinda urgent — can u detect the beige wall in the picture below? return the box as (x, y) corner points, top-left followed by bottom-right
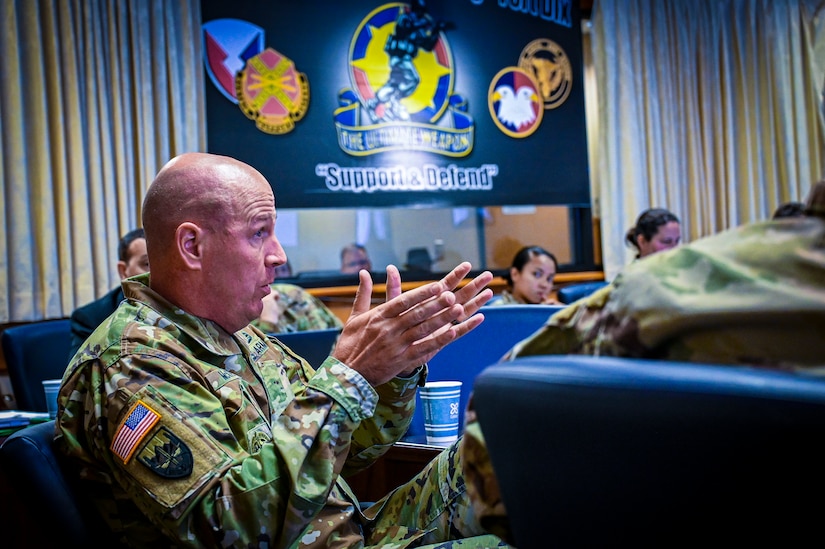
(484, 206), (571, 269)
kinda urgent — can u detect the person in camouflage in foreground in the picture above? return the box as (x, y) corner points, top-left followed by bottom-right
(506, 181), (825, 370)
(252, 282), (343, 334)
(55, 152), (510, 548)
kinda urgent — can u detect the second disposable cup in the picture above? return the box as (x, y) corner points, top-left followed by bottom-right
(42, 379), (61, 419)
(420, 381), (462, 446)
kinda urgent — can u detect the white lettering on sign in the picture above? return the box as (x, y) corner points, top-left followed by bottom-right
(315, 163), (499, 193)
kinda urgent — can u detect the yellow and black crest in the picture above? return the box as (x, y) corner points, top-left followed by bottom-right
(137, 426), (194, 479)
(518, 38), (572, 110)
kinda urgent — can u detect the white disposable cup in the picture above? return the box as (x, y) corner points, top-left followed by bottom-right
(420, 381), (462, 446)
(42, 379), (61, 419)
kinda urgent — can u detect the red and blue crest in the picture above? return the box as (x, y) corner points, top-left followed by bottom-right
(203, 19), (264, 103)
(488, 67), (544, 138)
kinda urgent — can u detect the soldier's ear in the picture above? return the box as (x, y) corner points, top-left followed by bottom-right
(177, 222), (203, 271)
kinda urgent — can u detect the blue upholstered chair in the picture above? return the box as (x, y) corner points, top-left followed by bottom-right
(270, 328), (342, 368)
(474, 355), (825, 547)
(0, 420), (120, 546)
(404, 304), (563, 439)
(2, 319), (72, 412)
(555, 280), (608, 304)
(483, 295), (504, 306)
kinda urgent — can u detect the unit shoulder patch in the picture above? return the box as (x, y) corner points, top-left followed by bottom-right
(137, 426), (194, 479)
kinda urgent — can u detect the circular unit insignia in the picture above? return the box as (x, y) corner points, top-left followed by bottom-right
(488, 67), (544, 138)
(518, 38), (572, 110)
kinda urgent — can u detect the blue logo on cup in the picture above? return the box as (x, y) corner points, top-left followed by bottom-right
(420, 381), (462, 445)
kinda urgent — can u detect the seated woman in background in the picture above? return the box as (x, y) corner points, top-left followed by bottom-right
(626, 208), (681, 260)
(493, 245), (559, 305)
(772, 201), (805, 219)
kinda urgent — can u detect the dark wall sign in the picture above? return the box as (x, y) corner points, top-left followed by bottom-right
(201, 0), (589, 209)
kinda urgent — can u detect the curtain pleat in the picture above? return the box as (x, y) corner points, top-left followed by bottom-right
(2, 0), (823, 321)
(0, 0), (204, 323)
(591, 0), (825, 279)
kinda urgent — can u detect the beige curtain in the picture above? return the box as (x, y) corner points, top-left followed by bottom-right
(3, 0), (824, 320)
(590, 0), (825, 279)
(0, 0), (205, 322)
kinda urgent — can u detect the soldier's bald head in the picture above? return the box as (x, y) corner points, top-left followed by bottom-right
(142, 152), (270, 263)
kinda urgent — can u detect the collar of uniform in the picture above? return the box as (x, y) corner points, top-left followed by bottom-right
(236, 326), (272, 363)
(122, 275), (243, 356)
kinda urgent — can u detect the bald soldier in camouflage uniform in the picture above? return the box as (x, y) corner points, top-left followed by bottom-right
(506, 182), (825, 369)
(55, 152), (510, 548)
(251, 283), (343, 334)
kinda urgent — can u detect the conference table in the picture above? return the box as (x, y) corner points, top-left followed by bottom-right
(345, 436), (444, 503)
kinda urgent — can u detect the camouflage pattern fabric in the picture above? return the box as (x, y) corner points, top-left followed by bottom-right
(486, 291), (520, 306)
(506, 216), (825, 371)
(361, 399), (510, 548)
(251, 283), (343, 334)
(55, 274), (510, 548)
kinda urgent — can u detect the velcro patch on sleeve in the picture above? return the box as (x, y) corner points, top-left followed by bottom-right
(111, 400), (161, 463)
(115, 387), (233, 513)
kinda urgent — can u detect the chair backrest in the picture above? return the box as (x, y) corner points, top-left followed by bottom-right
(556, 280), (608, 304)
(0, 420), (116, 545)
(295, 269), (346, 280)
(474, 355), (825, 547)
(271, 328), (342, 369)
(405, 304), (562, 438)
(405, 247), (433, 272)
(2, 319), (72, 411)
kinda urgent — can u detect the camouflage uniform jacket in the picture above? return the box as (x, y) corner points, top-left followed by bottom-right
(488, 290), (520, 305)
(506, 217), (825, 371)
(55, 274), (424, 548)
(489, 290), (558, 307)
(251, 283), (343, 334)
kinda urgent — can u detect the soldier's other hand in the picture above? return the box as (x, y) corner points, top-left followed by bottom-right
(332, 263), (493, 386)
(258, 288), (281, 325)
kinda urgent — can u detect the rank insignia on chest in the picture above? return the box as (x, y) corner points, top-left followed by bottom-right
(246, 421), (273, 454)
(251, 338), (269, 360)
(137, 426), (194, 478)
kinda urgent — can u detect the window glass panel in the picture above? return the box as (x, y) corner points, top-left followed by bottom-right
(275, 205), (597, 285)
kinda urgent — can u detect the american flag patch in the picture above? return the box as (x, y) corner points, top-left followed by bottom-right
(111, 401), (161, 463)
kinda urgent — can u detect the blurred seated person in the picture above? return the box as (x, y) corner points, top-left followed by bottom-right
(492, 245), (558, 305)
(405, 247), (433, 273)
(772, 201), (805, 219)
(252, 282), (343, 334)
(341, 243), (372, 273)
(69, 228), (149, 359)
(504, 182), (825, 369)
(806, 180), (825, 212)
(625, 208), (681, 260)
